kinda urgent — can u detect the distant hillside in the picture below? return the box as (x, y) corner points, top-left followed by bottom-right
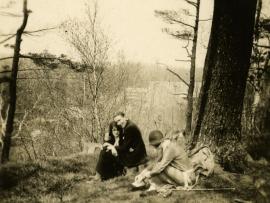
(125, 63), (203, 88)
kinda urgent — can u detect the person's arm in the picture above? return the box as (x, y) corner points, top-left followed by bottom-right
(104, 144), (118, 156)
(104, 132), (110, 142)
(149, 146), (177, 176)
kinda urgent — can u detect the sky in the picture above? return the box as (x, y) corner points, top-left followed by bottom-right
(0, 0), (269, 68)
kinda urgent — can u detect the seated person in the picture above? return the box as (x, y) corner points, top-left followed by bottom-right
(105, 111), (148, 169)
(133, 130), (197, 191)
(92, 121), (125, 181)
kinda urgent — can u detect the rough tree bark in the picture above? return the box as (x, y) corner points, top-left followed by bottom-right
(1, 0), (29, 163)
(191, 0), (257, 172)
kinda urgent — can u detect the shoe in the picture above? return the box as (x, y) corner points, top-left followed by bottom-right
(132, 179), (146, 188)
(130, 179), (149, 191)
(88, 173), (101, 181)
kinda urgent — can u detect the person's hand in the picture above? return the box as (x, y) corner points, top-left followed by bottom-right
(107, 145), (117, 156)
(105, 144), (112, 151)
(111, 147), (118, 157)
(135, 174), (144, 182)
(135, 170), (151, 182)
(106, 145), (118, 156)
(103, 142), (112, 150)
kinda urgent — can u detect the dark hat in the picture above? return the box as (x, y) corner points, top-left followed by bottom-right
(149, 130), (163, 146)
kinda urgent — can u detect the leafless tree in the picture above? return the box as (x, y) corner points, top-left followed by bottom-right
(1, 0), (30, 163)
(155, 0), (204, 135)
(62, 2), (116, 141)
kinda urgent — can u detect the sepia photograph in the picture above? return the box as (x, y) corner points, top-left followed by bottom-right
(0, 0), (270, 202)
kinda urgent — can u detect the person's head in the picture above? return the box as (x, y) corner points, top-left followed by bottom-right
(113, 111), (127, 128)
(148, 130), (163, 148)
(109, 121), (122, 138)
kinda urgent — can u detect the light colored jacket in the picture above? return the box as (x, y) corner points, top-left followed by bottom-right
(150, 139), (192, 176)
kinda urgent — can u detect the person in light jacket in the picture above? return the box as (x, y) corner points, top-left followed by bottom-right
(133, 130), (196, 190)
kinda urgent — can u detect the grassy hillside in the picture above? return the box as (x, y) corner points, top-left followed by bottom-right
(0, 153), (269, 203)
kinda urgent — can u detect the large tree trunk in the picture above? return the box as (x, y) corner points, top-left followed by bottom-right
(191, 0), (257, 172)
(1, 0), (29, 163)
(185, 0), (200, 135)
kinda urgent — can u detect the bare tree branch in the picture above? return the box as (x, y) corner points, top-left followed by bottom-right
(170, 18), (194, 28)
(183, 38), (192, 57)
(0, 33), (16, 37)
(23, 27), (58, 35)
(157, 63), (189, 87)
(172, 93), (188, 96)
(0, 56), (14, 61)
(185, 0), (198, 8)
(0, 34), (16, 44)
(175, 59), (191, 62)
(0, 11), (22, 17)
(166, 68), (190, 87)
(0, 27), (57, 39)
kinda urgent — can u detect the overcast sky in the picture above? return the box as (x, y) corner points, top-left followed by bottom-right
(0, 0), (269, 68)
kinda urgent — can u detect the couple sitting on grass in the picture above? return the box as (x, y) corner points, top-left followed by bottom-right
(92, 111), (214, 193)
(92, 111), (147, 181)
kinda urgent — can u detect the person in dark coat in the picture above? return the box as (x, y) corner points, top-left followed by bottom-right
(94, 121), (125, 181)
(111, 111), (147, 168)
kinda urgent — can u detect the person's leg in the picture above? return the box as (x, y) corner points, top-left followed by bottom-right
(164, 166), (197, 188)
(163, 166), (185, 185)
(89, 172), (101, 181)
(147, 166), (189, 187)
(146, 169), (177, 191)
(95, 149), (119, 180)
(151, 171), (177, 185)
(113, 156), (125, 176)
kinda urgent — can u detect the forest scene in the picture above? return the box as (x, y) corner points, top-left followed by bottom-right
(0, 0), (270, 202)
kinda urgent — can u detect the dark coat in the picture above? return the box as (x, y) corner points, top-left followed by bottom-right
(95, 149), (124, 180)
(96, 122), (125, 180)
(115, 120), (147, 168)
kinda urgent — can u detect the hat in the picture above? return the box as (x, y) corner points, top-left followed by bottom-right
(149, 130), (163, 146)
